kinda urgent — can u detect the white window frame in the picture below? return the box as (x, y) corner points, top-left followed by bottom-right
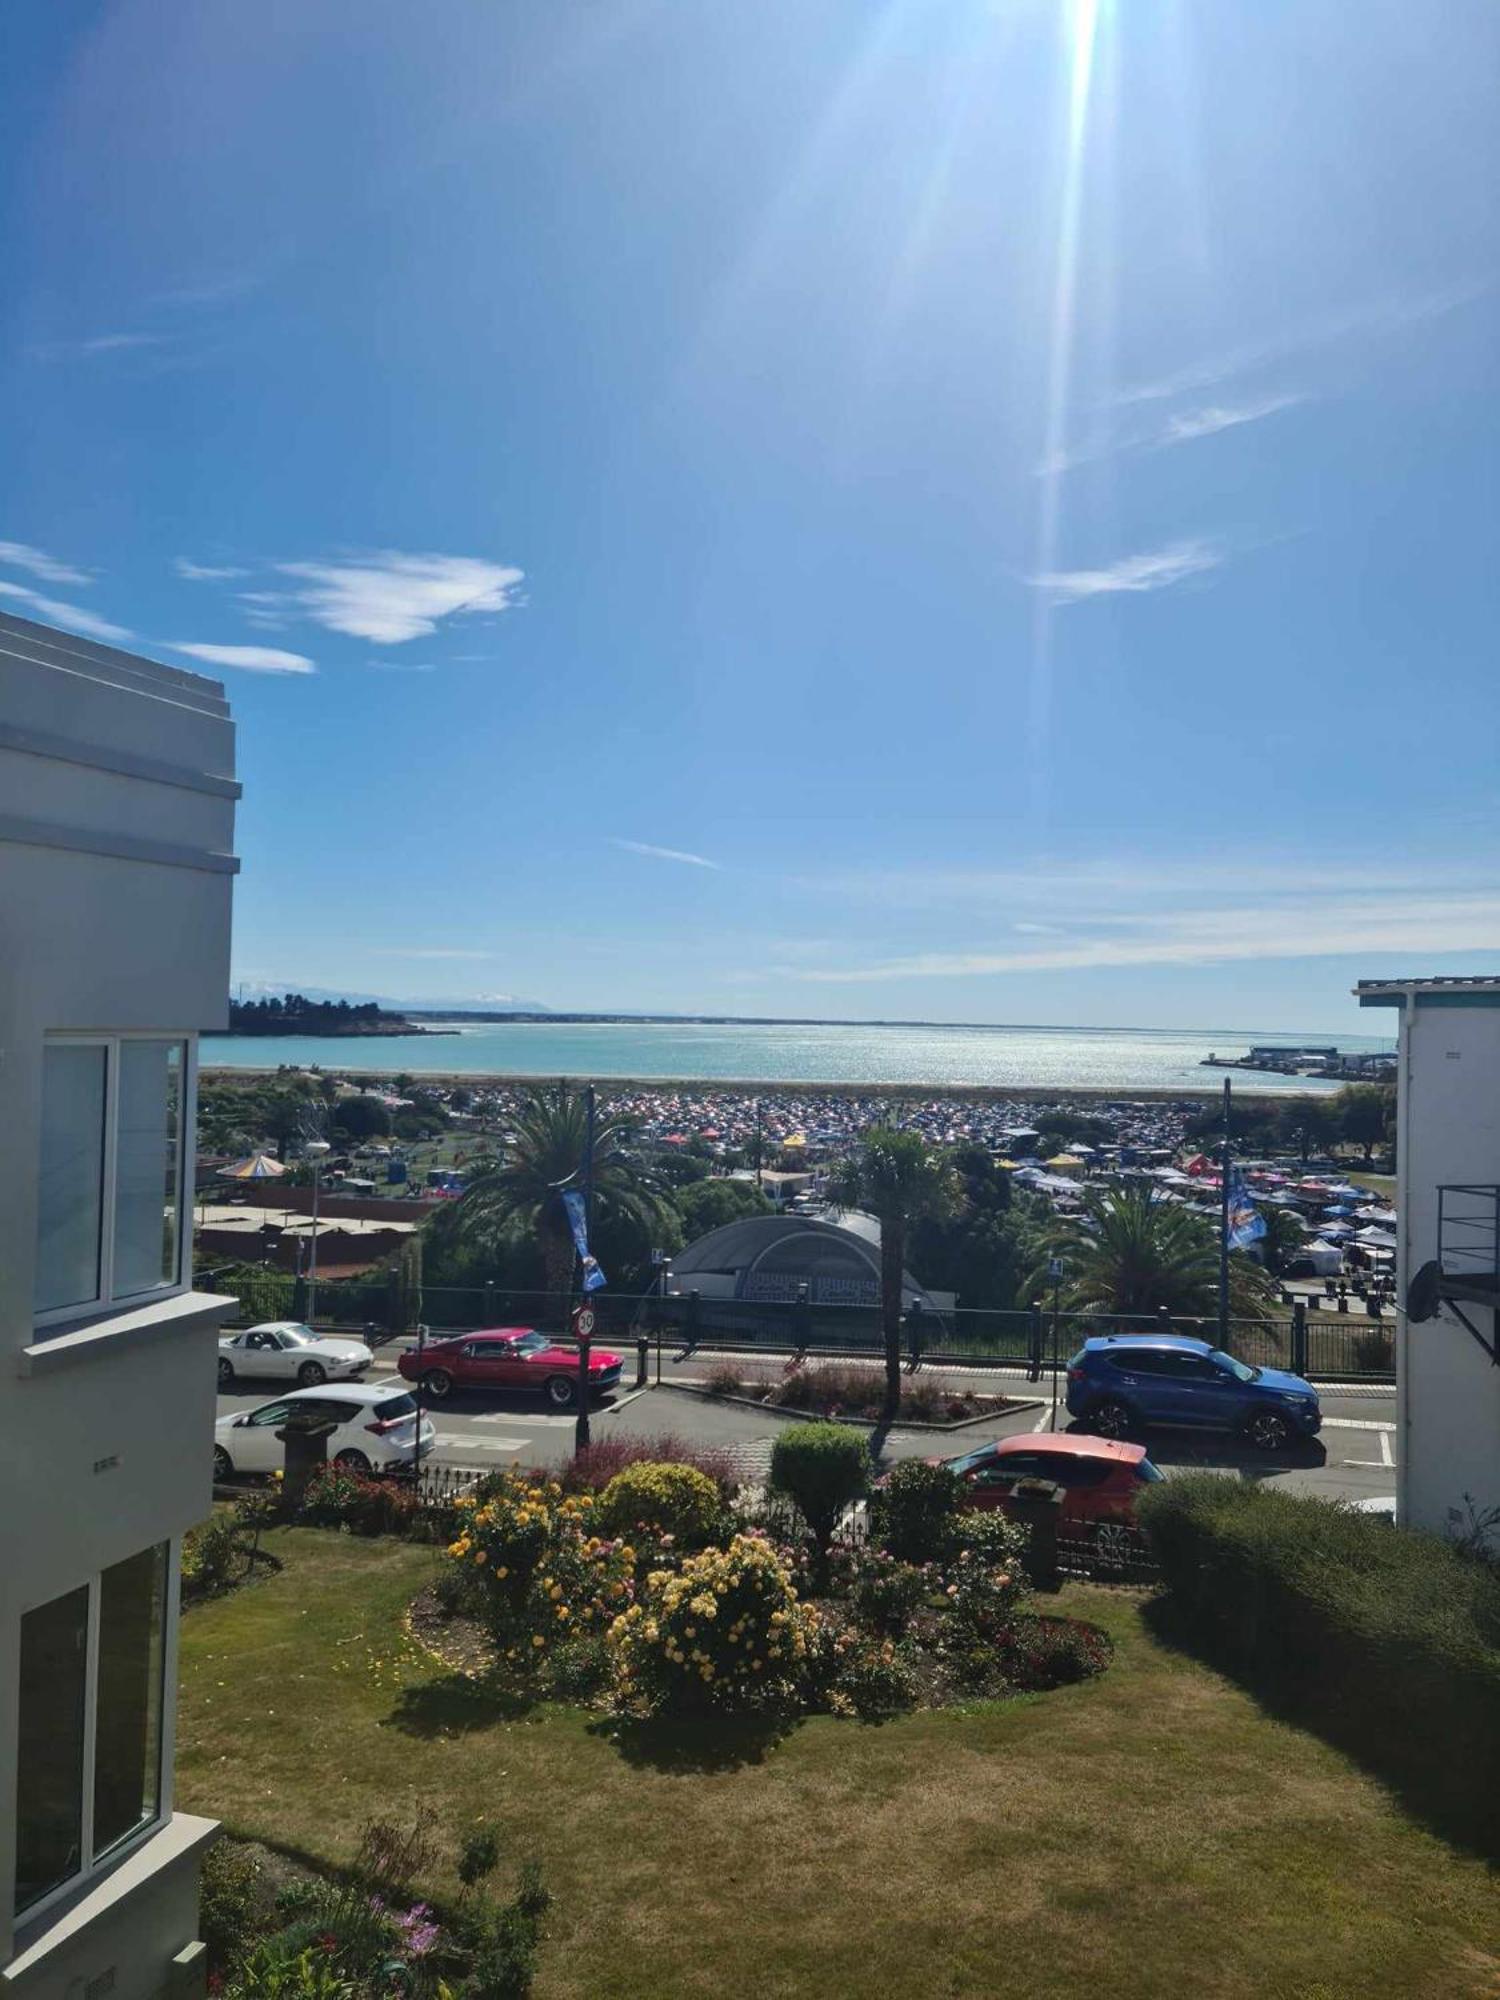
(13, 1540), (178, 1930)
(34, 1032), (197, 1334)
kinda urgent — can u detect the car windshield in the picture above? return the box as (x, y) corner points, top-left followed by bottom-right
(945, 1444), (999, 1476)
(374, 1394), (417, 1420)
(278, 1326), (318, 1348)
(1210, 1350), (1259, 1383)
(514, 1334), (551, 1356)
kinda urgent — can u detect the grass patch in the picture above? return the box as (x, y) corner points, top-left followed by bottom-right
(178, 1530), (1500, 1999)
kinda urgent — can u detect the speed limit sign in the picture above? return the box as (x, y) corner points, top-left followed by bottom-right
(573, 1307), (596, 1338)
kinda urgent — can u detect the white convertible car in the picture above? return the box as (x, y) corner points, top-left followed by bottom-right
(218, 1320), (373, 1389)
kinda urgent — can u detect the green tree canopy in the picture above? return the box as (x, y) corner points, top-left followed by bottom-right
(1025, 1182), (1274, 1323)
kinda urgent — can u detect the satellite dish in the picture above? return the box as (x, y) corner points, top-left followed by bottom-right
(1406, 1260), (1442, 1324)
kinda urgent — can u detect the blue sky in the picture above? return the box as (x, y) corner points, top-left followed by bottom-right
(2, 0), (1497, 1033)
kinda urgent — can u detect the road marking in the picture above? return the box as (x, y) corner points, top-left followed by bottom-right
(1321, 1416), (1397, 1433)
(432, 1434), (528, 1455)
(1031, 1404), (1057, 1432)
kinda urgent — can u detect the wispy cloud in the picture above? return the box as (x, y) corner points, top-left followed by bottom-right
(0, 581), (132, 642)
(31, 331), (166, 361)
(1112, 279), (1487, 410)
(371, 947), (500, 961)
(275, 552), (524, 645)
(612, 839), (720, 870)
(0, 540), (92, 586)
(1031, 539), (1222, 603)
(779, 889), (1500, 983)
(367, 660), (438, 673)
(1040, 393), (1305, 475)
(1159, 393), (1305, 446)
(176, 557), (249, 582)
(170, 642), (315, 676)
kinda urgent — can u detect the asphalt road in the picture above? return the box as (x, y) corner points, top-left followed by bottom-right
(214, 1350), (1397, 1505)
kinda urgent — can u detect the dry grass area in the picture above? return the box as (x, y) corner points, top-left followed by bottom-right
(178, 1531), (1500, 2000)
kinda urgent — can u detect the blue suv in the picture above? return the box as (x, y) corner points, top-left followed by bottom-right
(1065, 1335), (1321, 1453)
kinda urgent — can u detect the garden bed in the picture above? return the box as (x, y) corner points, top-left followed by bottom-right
(687, 1358), (1031, 1429)
(178, 1531), (1500, 2000)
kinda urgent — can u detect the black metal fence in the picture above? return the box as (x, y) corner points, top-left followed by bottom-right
(198, 1269), (1395, 1382)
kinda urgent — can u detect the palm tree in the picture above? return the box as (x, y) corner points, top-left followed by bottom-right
(451, 1082), (663, 1326)
(1025, 1182), (1274, 1324)
(825, 1129), (961, 1426)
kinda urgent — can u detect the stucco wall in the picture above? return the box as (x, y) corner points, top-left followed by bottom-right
(1396, 997), (1500, 1533)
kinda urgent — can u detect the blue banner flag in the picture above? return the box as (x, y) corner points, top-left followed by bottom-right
(560, 1187), (608, 1292)
(1226, 1169), (1266, 1251)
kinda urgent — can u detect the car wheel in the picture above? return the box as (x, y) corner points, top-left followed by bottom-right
(333, 1449), (371, 1474)
(544, 1374), (577, 1409)
(1245, 1408), (1293, 1453)
(1093, 1520), (1134, 1570)
(1087, 1398), (1135, 1440)
(213, 1446), (233, 1481)
(422, 1368), (453, 1401)
(217, 1356), (233, 1387)
(297, 1360), (327, 1387)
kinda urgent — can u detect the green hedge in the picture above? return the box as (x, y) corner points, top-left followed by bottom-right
(1139, 1475), (1500, 1848)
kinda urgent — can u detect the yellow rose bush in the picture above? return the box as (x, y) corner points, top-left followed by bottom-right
(596, 1461), (726, 1550)
(442, 1470), (635, 1683)
(606, 1532), (816, 1716)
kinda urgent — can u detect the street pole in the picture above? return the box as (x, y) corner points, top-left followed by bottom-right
(575, 1084), (596, 1454)
(305, 1139), (330, 1325)
(1047, 1257), (1064, 1430)
(1218, 1077), (1232, 1353)
(754, 1098), (763, 1192)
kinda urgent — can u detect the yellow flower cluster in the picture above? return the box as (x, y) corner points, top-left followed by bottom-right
(607, 1534), (812, 1715)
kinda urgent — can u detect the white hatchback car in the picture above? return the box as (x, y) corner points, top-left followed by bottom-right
(213, 1384), (436, 1480)
(219, 1321), (373, 1389)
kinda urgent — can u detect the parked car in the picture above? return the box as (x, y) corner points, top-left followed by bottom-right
(218, 1321), (373, 1388)
(213, 1384), (435, 1480)
(1065, 1334), (1321, 1451)
(941, 1432), (1163, 1560)
(397, 1327), (624, 1408)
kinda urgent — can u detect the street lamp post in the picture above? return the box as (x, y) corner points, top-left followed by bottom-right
(1047, 1257), (1064, 1430)
(305, 1139), (331, 1325)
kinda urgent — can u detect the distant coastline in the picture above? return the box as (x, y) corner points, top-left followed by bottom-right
(199, 1016), (1391, 1095)
(227, 995), (454, 1040)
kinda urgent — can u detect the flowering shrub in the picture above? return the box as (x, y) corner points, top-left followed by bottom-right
(848, 1553), (931, 1637)
(558, 1433), (739, 1498)
(443, 1471), (635, 1675)
(607, 1534), (817, 1715)
(597, 1461), (725, 1548)
(826, 1635), (920, 1720)
(942, 1538), (1028, 1641)
(996, 1616), (1113, 1689)
(871, 1460), (961, 1562)
(300, 1466), (421, 1538)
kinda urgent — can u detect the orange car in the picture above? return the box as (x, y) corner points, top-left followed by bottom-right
(942, 1432), (1163, 1547)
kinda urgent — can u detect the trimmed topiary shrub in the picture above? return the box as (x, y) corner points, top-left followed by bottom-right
(597, 1461), (725, 1548)
(769, 1423), (869, 1552)
(1139, 1474), (1500, 1848)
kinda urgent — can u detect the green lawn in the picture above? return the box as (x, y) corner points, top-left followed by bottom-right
(178, 1532), (1500, 1999)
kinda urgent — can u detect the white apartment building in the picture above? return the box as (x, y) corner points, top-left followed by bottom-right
(0, 611), (239, 1997)
(1357, 977), (1500, 1535)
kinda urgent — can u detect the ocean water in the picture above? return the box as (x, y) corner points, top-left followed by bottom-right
(198, 1019), (1394, 1092)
